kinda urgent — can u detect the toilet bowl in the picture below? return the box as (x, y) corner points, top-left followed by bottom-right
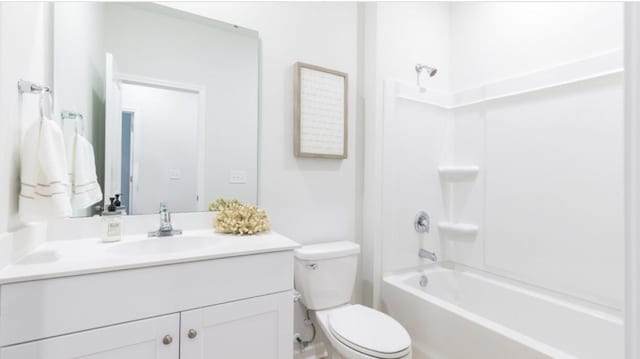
(294, 241), (412, 359)
(314, 305), (411, 359)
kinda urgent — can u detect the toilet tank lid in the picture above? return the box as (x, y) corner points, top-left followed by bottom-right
(295, 241), (360, 260)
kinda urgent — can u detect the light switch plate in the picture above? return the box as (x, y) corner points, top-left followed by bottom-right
(168, 169), (182, 180)
(229, 170), (247, 184)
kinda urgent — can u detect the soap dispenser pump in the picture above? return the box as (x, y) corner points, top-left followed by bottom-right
(107, 197), (117, 212)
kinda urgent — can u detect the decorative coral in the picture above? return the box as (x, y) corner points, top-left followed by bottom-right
(213, 201), (271, 235)
(208, 198), (242, 212)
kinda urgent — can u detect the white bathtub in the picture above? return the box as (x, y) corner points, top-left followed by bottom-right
(381, 263), (623, 359)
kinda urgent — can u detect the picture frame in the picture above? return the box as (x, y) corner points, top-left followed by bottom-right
(294, 62), (348, 159)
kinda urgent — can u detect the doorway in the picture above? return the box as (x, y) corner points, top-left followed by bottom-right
(119, 79), (204, 214)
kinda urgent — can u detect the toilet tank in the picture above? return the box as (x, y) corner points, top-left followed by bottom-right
(294, 241), (360, 310)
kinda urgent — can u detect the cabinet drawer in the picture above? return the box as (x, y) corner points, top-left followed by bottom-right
(0, 251), (293, 346)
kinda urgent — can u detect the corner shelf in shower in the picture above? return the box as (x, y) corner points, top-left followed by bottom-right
(438, 166), (479, 182)
(438, 222), (479, 236)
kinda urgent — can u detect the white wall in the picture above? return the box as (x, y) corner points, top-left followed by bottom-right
(162, 2), (361, 247)
(376, 2), (451, 92)
(450, 2), (623, 91)
(0, 3), (52, 235)
(375, 2), (453, 92)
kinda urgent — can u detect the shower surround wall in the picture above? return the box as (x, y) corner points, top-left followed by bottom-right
(376, 2), (624, 311)
(362, 1), (452, 308)
(450, 73), (623, 309)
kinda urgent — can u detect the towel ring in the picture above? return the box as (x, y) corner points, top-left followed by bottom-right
(75, 115), (84, 135)
(39, 92), (53, 120)
(61, 110), (85, 135)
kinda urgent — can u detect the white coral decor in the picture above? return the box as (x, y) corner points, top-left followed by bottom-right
(214, 203), (271, 235)
(208, 198), (242, 211)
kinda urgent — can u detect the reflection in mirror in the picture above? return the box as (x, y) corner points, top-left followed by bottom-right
(53, 3), (259, 216)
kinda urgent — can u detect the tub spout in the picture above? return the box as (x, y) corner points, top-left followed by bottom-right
(419, 248), (437, 262)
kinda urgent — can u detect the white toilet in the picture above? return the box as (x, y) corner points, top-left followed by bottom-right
(294, 241), (412, 359)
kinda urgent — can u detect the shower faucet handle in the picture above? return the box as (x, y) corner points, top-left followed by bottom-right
(414, 211), (430, 233)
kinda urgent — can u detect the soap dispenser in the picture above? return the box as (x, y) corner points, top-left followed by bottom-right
(107, 197), (117, 212)
(114, 194), (126, 214)
(102, 197), (123, 242)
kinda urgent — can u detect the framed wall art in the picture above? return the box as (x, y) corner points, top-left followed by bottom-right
(294, 62), (348, 159)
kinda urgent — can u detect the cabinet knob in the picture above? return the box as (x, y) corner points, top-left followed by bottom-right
(162, 335), (173, 345)
(188, 329), (198, 339)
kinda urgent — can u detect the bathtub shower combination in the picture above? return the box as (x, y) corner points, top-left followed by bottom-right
(383, 264), (623, 359)
(375, 3), (624, 358)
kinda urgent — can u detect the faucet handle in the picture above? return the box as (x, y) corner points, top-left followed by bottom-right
(159, 202), (171, 223)
(414, 211), (430, 233)
(149, 202), (182, 237)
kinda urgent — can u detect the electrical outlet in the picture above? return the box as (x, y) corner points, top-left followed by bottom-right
(229, 170), (247, 184)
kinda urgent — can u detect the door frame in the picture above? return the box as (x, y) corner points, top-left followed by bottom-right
(117, 73), (207, 211)
(121, 109), (137, 215)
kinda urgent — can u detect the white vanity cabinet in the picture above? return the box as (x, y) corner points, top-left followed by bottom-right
(0, 250), (294, 359)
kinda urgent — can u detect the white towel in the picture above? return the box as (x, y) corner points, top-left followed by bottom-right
(19, 117), (72, 223)
(68, 133), (103, 210)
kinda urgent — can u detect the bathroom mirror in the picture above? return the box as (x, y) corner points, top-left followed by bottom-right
(53, 3), (259, 216)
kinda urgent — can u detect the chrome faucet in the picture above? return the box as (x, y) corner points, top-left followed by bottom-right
(148, 202), (182, 237)
(419, 248), (437, 262)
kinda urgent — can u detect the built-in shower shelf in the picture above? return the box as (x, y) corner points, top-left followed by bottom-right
(438, 222), (479, 236)
(438, 166), (479, 182)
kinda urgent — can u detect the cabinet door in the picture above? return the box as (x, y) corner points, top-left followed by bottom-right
(180, 291), (293, 359)
(0, 314), (179, 359)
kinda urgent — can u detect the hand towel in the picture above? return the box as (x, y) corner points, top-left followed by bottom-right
(68, 133), (103, 210)
(19, 118), (72, 223)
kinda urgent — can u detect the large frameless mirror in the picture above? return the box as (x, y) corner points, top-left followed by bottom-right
(53, 3), (259, 216)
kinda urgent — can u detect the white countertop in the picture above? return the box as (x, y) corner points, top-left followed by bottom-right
(0, 230), (300, 284)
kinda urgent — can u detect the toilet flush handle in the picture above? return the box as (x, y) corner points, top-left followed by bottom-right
(305, 263), (318, 270)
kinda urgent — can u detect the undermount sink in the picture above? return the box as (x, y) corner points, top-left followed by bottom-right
(108, 236), (220, 256)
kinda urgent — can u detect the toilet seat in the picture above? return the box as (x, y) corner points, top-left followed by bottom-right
(327, 305), (411, 359)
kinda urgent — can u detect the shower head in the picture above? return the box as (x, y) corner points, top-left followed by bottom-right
(415, 64), (437, 90)
(416, 64), (437, 77)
